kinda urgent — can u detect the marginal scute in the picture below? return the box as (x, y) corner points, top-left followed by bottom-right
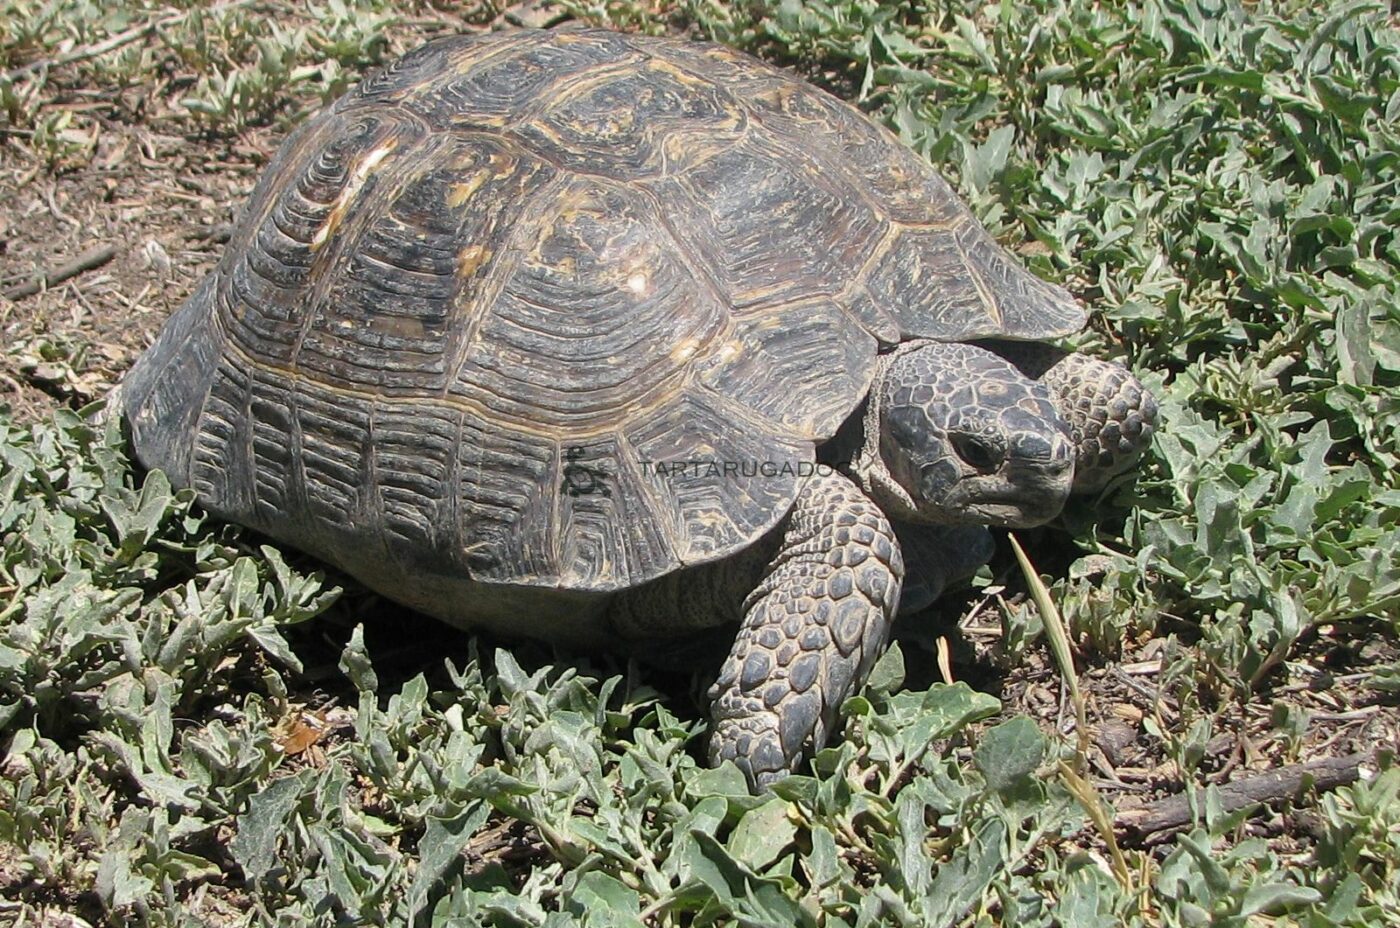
(552, 435), (679, 587)
(370, 401), (462, 561)
(190, 350), (252, 509)
(624, 390), (811, 566)
(453, 415), (560, 581)
(950, 227), (1085, 337)
(294, 380), (377, 528)
(863, 223), (1086, 341)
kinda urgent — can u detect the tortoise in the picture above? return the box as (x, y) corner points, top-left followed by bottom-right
(118, 28), (1157, 788)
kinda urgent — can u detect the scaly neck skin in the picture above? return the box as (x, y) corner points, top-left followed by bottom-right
(845, 345), (932, 524)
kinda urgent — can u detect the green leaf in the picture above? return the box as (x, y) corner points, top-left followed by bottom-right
(922, 818), (1008, 926)
(95, 846), (156, 910)
(974, 718), (1047, 793)
(1336, 297), (1377, 386)
(728, 797), (797, 870)
(565, 871), (644, 925)
(408, 802), (491, 919)
(864, 639), (906, 696)
(804, 824), (842, 890)
(1174, 830), (1233, 898)
(1057, 861), (1123, 928)
(877, 682), (1001, 766)
(685, 830), (814, 927)
(685, 762), (753, 801)
(229, 773), (306, 883)
(338, 624), (377, 693)
(1239, 882), (1323, 916)
(964, 124), (1016, 192)
(247, 622), (303, 672)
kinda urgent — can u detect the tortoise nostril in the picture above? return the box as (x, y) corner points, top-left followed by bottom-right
(952, 434), (1002, 473)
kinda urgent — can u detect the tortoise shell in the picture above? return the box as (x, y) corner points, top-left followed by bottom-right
(121, 28), (1084, 608)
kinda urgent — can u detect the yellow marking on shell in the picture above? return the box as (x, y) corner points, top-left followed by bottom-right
(954, 236), (1003, 327)
(625, 271), (649, 295)
(447, 153), (515, 210)
(751, 84), (793, 114)
(458, 245), (492, 277)
(399, 35), (524, 105)
(645, 57), (712, 91)
(460, 539), (497, 561)
(311, 138), (399, 252)
(714, 340), (742, 364)
(447, 171), (487, 209)
(670, 337), (701, 364)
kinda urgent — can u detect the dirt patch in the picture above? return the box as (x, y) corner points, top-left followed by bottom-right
(1, 119), (261, 418)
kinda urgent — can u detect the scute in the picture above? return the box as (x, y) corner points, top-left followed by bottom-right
(122, 27), (1090, 602)
(516, 55), (746, 179)
(622, 390), (812, 564)
(444, 174), (732, 435)
(397, 30), (644, 128)
(659, 134), (885, 311)
(218, 108), (431, 370)
(695, 298), (877, 438)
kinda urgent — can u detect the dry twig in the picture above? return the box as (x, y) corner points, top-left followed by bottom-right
(2, 244), (118, 301)
(1117, 751), (1373, 841)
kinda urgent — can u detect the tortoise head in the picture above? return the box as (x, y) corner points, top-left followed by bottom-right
(872, 341), (1074, 528)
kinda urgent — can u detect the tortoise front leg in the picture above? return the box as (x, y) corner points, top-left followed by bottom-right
(986, 342), (1158, 492)
(709, 472), (903, 790)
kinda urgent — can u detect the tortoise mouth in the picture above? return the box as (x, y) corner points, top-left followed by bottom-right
(941, 476), (1070, 527)
(963, 498), (1061, 528)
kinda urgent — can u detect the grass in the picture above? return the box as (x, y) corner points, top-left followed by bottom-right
(1, 0), (1398, 924)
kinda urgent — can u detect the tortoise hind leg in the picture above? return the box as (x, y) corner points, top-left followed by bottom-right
(985, 342), (1158, 493)
(709, 472), (903, 790)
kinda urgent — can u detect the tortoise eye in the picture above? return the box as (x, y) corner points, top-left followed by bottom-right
(952, 434), (1001, 473)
